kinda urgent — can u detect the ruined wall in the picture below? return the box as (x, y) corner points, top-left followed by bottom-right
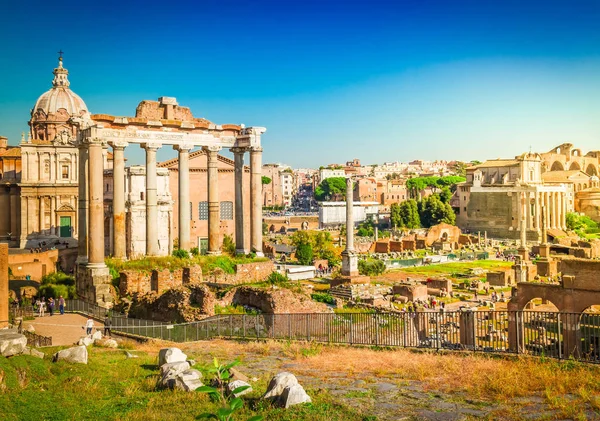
(392, 283), (428, 301)
(559, 258), (600, 291)
(374, 241), (389, 253)
(425, 278), (453, 293)
(221, 286), (330, 314)
(233, 261), (274, 283)
(487, 270), (513, 287)
(389, 241), (403, 252)
(119, 271), (152, 296)
(120, 265), (204, 296)
(8, 249), (59, 281)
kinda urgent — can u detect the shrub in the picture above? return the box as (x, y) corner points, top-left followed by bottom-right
(190, 247), (200, 257)
(358, 259), (386, 276)
(296, 243), (314, 265)
(222, 234), (236, 256)
(38, 283), (76, 299)
(311, 292), (335, 305)
(41, 272), (75, 286)
(266, 271), (288, 285)
(172, 248), (190, 259)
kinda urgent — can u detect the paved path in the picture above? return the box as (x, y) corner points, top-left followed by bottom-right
(23, 314), (100, 346)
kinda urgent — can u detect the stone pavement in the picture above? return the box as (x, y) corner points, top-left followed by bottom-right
(23, 314), (98, 346)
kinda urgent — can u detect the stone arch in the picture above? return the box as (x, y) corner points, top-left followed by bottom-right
(550, 161), (564, 171)
(579, 306), (600, 360)
(569, 161), (581, 171)
(522, 297), (559, 312)
(585, 164), (598, 176)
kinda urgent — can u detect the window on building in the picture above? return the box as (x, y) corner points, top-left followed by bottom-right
(220, 201), (233, 220)
(199, 201), (208, 220)
(62, 165), (69, 179)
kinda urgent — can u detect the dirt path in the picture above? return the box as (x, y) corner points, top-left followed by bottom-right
(23, 314), (100, 346)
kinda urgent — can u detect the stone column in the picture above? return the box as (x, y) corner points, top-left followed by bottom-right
(77, 144), (89, 262)
(346, 177), (355, 252)
(205, 146), (222, 255)
(250, 147), (263, 256)
(19, 195), (28, 248)
(552, 192), (558, 229)
(175, 144), (193, 251)
(557, 191), (563, 231)
(112, 141), (127, 259)
(39, 196), (45, 235)
(232, 147), (247, 254)
(534, 192), (541, 232)
(142, 143), (161, 256)
(87, 139), (107, 266)
(561, 192), (567, 230)
(50, 195), (56, 236)
(543, 192), (549, 232)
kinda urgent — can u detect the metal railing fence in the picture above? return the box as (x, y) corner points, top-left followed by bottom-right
(61, 300), (600, 363)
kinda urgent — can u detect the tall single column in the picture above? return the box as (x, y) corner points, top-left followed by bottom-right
(346, 177), (355, 252)
(534, 192), (541, 232)
(557, 191), (563, 231)
(175, 144), (193, 251)
(77, 144), (89, 262)
(205, 146), (222, 255)
(87, 139), (106, 266)
(112, 142), (127, 259)
(552, 192), (558, 229)
(232, 147), (247, 254)
(142, 143), (161, 256)
(250, 147), (264, 256)
(543, 192), (549, 232)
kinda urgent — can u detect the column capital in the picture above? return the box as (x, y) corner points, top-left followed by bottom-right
(240, 126), (267, 136)
(249, 146), (263, 153)
(202, 145), (222, 153)
(111, 140), (129, 150)
(82, 137), (108, 148)
(230, 147), (247, 155)
(141, 142), (162, 151)
(173, 143), (194, 152)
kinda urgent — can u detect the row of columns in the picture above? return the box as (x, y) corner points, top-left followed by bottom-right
(79, 138), (264, 265)
(517, 190), (568, 235)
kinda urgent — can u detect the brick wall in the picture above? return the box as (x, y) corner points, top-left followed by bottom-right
(234, 261), (274, 283)
(8, 249), (59, 281)
(487, 270), (512, 287)
(389, 241), (403, 252)
(119, 264), (203, 296)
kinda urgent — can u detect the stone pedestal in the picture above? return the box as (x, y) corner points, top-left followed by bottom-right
(76, 263), (113, 308)
(341, 250), (359, 277)
(0, 243), (8, 328)
(459, 310), (477, 350)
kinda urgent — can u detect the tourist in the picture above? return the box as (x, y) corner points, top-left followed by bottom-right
(85, 317), (94, 335)
(58, 295), (65, 315)
(501, 291), (505, 300)
(48, 297), (55, 316)
(103, 314), (112, 337)
(474, 291), (478, 301)
(37, 299), (45, 317)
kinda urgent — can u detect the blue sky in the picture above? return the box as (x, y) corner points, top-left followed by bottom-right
(1, 0), (599, 167)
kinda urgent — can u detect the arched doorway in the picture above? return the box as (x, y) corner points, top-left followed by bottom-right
(550, 161), (565, 171)
(569, 161), (581, 171)
(520, 298), (561, 357)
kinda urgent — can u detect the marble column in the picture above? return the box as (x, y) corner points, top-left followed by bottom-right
(250, 147), (264, 256)
(557, 192), (563, 231)
(175, 144), (193, 251)
(142, 143), (161, 256)
(77, 144), (89, 262)
(341, 177), (359, 276)
(232, 147), (247, 254)
(205, 146), (221, 255)
(87, 139), (106, 266)
(112, 142), (127, 259)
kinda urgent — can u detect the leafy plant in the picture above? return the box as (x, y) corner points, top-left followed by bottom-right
(191, 247), (200, 257)
(172, 248), (191, 259)
(196, 358), (263, 421)
(311, 292), (335, 305)
(222, 234), (236, 256)
(266, 271), (288, 285)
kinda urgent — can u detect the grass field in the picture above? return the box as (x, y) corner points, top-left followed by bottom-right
(375, 260), (513, 284)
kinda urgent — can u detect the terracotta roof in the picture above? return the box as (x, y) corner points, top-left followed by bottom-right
(470, 159), (518, 169)
(0, 147), (21, 158)
(541, 170), (589, 183)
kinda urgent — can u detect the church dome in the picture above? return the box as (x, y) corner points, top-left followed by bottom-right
(31, 57), (89, 120)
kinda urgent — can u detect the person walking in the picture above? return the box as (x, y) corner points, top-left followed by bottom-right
(58, 296), (65, 315)
(85, 317), (94, 336)
(48, 297), (55, 316)
(37, 299), (45, 317)
(103, 314), (112, 338)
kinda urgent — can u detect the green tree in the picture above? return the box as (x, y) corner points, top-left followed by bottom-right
(391, 200), (420, 229)
(314, 177), (348, 201)
(261, 176), (271, 185)
(295, 243), (314, 265)
(419, 195), (456, 227)
(439, 187), (453, 204)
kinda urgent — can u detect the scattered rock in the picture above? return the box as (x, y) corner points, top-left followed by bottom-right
(25, 324), (36, 334)
(96, 339), (118, 348)
(21, 347), (45, 359)
(229, 367), (249, 383)
(125, 351), (139, 359)
(53, 345), (88, 364)
(187, 359), (196, 367)
(77, 336), (94, 347)
(158, 361), (203, 392)
(92, 331), (103, 341)
(278, 384), (312, 408)
(227, 380), (252, 397)
(263, 372), (299, 400)
(158, 347), (187, 367)
(0, 330), (28, 357)
(174, 369), (204, 392)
